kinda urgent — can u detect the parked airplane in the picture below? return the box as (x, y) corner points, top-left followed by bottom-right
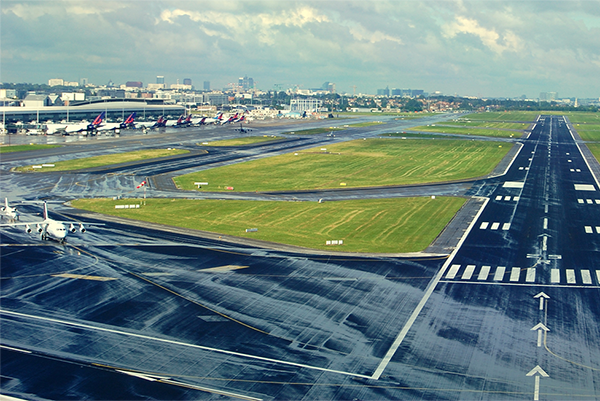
(0, 201), (103, 243)
(221, 113), (239, 125)
(0, 198), (19, 221)
(94, 112), (138, 133)
(46, 112), (106, 135)
(165, 115), (185, 127)
(136, 116), (167, 129)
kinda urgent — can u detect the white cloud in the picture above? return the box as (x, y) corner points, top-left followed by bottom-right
(443, 16), (524, 54)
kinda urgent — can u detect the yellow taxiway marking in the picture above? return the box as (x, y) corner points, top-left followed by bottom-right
(51, 273), (117, 281)
(201, 265), (249, 273)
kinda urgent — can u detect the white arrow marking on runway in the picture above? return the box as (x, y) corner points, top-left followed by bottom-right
(534, 292), (550, 310)
(531, 323), (549, 347)
(526, 365), (549, 401)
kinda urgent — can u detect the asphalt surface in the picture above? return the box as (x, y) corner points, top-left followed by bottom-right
(1, 114), (599, 400)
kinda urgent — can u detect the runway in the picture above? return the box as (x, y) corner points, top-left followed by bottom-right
(1, 114), (599, 400)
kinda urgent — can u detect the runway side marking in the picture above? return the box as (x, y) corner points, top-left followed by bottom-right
(371, 197), (490, 380)
(116, 370), (263, 401)
(0, 309), (372, 380)
(0, 345), (32, 353)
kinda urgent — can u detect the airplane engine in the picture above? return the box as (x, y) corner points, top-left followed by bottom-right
(79, 223), (86, 233)
(25, 224), (32, 233)
(69, 224), (77, 233)
(36, 224), (43, 233)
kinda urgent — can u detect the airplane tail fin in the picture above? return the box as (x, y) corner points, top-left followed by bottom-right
(5, 198), (9, 210)
(43, 202), (49, 220)
(91, 112), (105, 126)
(125, 112), (136, 124)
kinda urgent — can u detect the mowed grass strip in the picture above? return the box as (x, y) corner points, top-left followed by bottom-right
(462, 111), (540, 122)
(407, 125), (520, 138)
(175, 138), (511, 192)
(436, 121), (529, 130)
(203, 136), (285, 146)
(16, 149), (189, 172)
(587, 143), (600, 162)
(283, 127), (345, 135)
(72, 197), (466, 253)
(1, 144), (61, 153)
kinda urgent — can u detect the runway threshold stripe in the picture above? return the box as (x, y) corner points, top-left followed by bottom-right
(461, 265), (475, 280)
(551, 269), (560, 283)
(478, 266), (490, 280)
(526, 268), (536, 283)
(581, 270), (592, 285)
(0, 309), (371, 380)
(445, 264), (460, 279)
(567, 269), (576, 284)
(493, 266), (506, 281)
(510, 267), (521, 282)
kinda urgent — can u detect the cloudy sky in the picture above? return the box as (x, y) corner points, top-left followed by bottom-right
(1, 0), (599, 98)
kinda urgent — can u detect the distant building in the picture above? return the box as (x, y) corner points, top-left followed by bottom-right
(377, 87), (390, 96)
(183, 78), (192, 86)
(540, 92), (558, 101)
(80, 78), (88, 86)
(238, 76), (254, 90)
(203, 93), (229, 105)
(61, 92), (85, 102)
(156, 76), (165, 84)
(147, 83), (165, 90)
(170, 83), (192, 90)
(203, 81), (210, 91)
(321, 82), (336, 93)
(126, 81), (143, 88)
(0, 89), (17, 98)
(48, 78), (64, 87)
(290, 98), (322, 112)
(23, 94), (52, 107)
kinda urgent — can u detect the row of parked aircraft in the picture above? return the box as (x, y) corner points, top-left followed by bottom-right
(0, 199), (102, 243)
(45, 111), (246, 135)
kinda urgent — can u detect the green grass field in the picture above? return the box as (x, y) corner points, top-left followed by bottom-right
(174, 138), (511, 192)
(202, 136), (285, 146)
(16, 149), (189, 172)
(0, 144), (61, 153)
(72, 197), (466, 253)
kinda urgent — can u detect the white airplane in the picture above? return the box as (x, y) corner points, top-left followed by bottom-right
(0, 201), (103, 243)
(45, 112), (106, 135)
(0, 198), (19, 221)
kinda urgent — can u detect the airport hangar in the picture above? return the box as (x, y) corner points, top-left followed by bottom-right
(0, 99), (186, 127)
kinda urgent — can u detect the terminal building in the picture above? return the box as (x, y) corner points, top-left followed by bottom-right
(0, 98), (185, 133)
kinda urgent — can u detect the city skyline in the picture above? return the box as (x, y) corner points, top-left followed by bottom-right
(1, 1), (599, 98)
